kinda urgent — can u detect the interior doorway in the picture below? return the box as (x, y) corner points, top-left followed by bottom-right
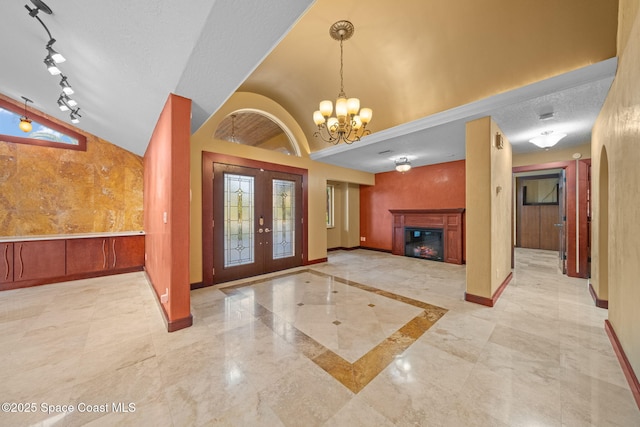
(513, 159), (590, 278)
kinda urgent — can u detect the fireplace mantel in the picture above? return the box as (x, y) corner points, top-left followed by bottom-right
(389, 209), (465, 264)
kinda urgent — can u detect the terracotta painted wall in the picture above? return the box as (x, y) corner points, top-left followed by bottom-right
(144, 94), (192, 331)
(360, 160), (465, 251)
(591, 0), (640, 391)
(0, 93), (143, 236)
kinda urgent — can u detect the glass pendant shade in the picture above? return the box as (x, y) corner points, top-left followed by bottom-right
(19, 117), (32, 133)
(529, 131), (566, 148)
(319, 100), (333, 117)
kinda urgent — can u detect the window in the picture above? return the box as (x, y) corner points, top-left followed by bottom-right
(0, 98), (87, 151)
(326, 184), (335, 228)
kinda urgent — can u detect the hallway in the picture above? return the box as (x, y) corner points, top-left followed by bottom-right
(0, 249), (638, 426)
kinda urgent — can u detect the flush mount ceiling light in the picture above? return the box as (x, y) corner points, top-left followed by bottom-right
(19, 96), (33, 133)
(313, 20), (372, 145)
(395, 157), (412, 173)
(529, 130), (566, 149)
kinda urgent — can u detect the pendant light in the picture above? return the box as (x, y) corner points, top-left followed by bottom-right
(19, 96), (33, 133)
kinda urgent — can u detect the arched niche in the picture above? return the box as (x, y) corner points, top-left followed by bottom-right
(214, 110), (301, 156)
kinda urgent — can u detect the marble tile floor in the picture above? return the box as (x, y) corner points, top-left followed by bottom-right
(0, 248), (638, 426)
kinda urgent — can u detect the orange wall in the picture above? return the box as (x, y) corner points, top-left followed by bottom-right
(143, 94), (192, 331)
(360, 160), (466, 251)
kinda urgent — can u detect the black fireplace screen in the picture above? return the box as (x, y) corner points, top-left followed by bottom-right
(404, 228), (443, 261)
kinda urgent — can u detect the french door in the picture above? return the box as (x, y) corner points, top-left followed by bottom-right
(211, 163), (303, 283)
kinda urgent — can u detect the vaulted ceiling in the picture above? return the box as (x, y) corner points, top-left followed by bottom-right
(0, 0), (619, 173)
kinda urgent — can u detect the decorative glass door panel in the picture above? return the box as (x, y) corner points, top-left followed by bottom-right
(224, 174), (255, 267)
(272, 179), (295, 260)
(212, 164), (302, 283)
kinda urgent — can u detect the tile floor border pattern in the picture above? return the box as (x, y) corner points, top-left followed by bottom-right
(219, 268), (448, 393)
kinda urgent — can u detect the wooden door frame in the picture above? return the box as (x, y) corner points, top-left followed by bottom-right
(513, 160), (590, 278)
(202, 152), (309, 286)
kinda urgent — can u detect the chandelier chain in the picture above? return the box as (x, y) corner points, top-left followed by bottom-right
(339, 38), (345, 97)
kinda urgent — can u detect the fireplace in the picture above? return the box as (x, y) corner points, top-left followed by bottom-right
(405, 228), (443, 261)
(389, 209), (464, 264)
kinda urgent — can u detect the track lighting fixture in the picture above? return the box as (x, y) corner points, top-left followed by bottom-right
(25, 0), (82, 125)
(19, 96), (33, 133)
(59, 75), (74, 95)
(70, 108), (81, 124)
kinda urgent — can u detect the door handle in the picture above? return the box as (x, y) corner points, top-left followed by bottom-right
(553, 223), (563, 227)
(264, 228), (271, 233)
(258, 228), (263, 233)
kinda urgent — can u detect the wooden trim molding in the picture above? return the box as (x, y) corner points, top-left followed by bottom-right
(389, 209), (465, 264)
(305, 257), (328, 265)
(0, 96), (87, 151)
(327, 247), (359, 252)
(190, 282), (208, 290)
(588, 282), (609, 309)
(145, 271), (193, 333)
(605, 320), (640, 410)
(465, 272), (513, 307)
(167, 313), (194, 333)
(201, 151), (309, 286)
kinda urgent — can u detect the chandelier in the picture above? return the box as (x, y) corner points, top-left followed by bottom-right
(313, 20), (372, 145)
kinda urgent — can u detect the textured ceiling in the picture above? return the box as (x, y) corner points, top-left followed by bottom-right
(0, 0), (619, 174)
(0, 0), (314, 156)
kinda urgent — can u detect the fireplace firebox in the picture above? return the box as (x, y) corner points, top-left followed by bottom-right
(405, 228), (443, 261)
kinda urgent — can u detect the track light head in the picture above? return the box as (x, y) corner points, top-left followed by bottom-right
(59, 75), (74, 95)
(44, 55), (61, 75)
(70, 108), (81, 124)
(46, 39), (65, 63)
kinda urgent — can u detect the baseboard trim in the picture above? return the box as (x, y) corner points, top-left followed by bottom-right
(144, 271), (193, 333)
(305, 257), (328, 265)
(359, 246), (393, 254)
(588, 282), (609, 309)
(605, 320), (640, 410)
(327, 246), (359, 252)
(167, 313), (194, 332)
(190, 281), (209, 290)
(465, 272), (513, 307)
